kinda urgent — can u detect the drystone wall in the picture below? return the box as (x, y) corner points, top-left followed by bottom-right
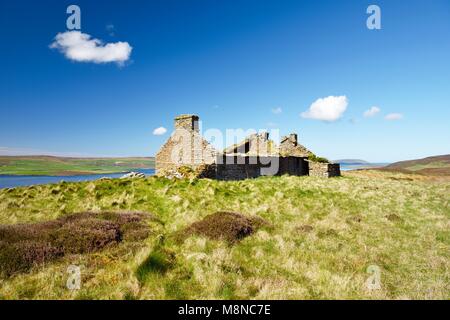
(215, 155), (308, 180)
(308, 162), (341, 178)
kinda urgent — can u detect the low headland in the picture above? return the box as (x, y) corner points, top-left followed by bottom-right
(0, 156), (155, 176)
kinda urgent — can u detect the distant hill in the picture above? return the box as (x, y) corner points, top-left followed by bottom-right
(333, 159), (370, 165)
(0, 156), (155, 176)
(381, 155), (450, 176)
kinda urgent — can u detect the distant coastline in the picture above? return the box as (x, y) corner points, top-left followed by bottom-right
(0, 156), (155, 176)
(333, 159), (389, 171)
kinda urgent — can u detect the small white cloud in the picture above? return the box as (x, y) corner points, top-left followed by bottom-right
(212, 105), (220, 109)
(301, 96), (348, 122)
(50, 31), (132, 65)
(153, 127), (167, 135)
(364, 106), (381, 117)
(385, 113), (403, 121)
(271, 107), (282, 114)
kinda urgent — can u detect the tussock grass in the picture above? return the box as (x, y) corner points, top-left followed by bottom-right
(0, 170), (448, 299)
(0, 212), (155, 277)
(175, 211), (268, 244)
(136, 248), (176, 283)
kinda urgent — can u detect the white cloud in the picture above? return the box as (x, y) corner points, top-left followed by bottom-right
(271, 107), (282, 114)
(50, 31), (132, 65)
(364, 106), (380, 117)
(385, 113), (403, 121)
(153, 127), (167, 136)
(301, 96), (348, 122)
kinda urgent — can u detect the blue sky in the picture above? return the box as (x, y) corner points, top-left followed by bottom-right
(0, 0), (449, 162)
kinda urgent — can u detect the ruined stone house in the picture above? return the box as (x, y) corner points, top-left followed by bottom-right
(156, 114), (340, 179)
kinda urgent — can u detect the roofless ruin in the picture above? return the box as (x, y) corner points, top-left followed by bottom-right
(156, 114), (340, 180)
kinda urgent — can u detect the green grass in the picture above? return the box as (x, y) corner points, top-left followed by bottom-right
(0, 156), (154, 176)
(406, 161), (450, 171)
(0, 170), (448, 299)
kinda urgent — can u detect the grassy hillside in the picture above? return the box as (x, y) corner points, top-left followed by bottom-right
(0, 170), (448, 299)
(382, 155), (450, 176)
(0, 156), (155, 176)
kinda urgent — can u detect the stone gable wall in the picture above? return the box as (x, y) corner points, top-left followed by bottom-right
(279, 134), (311, 157)
(155, 128), (217, 173)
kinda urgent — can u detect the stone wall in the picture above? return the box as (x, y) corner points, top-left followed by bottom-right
(155, 123), (217, 174)
(308, 162), (341, 178)
(279, 133), (311, 157)
(215, 155), (308, 180)
(247, 133), (276, 155)
(174, 114), (199, 132)
(224, 132), (276, 156)
(278, 156), (309, 176)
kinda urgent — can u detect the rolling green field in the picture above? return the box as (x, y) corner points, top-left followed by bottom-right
(0, 170), (448, 300)
(0, 156), (155, 176)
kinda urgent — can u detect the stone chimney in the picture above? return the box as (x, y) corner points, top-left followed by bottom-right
(174, 114), (199, 132)
(289, 133), (298, 145)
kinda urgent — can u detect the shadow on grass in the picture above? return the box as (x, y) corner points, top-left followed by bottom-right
(136, 248), (176, 284)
